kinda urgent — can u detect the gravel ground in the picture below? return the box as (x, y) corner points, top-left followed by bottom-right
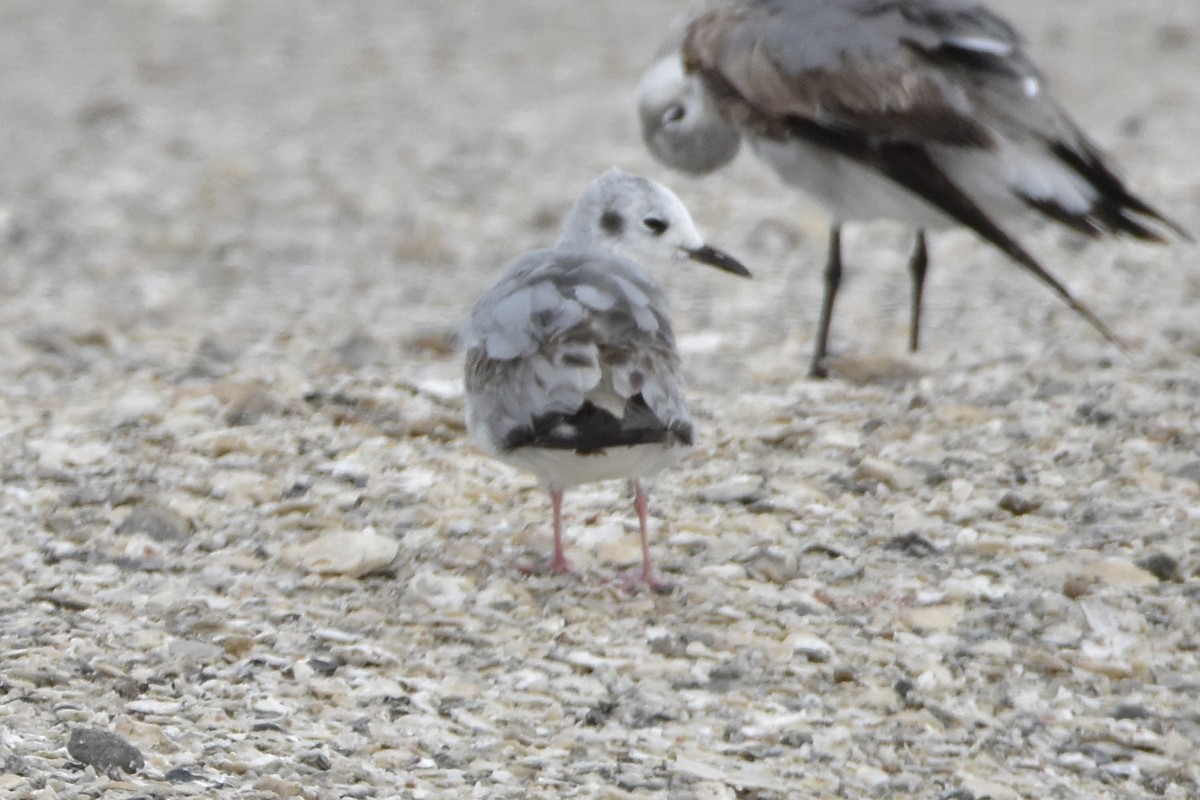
(1, 1), (1198, 798)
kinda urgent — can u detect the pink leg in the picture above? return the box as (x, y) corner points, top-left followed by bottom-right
(627, 480), (668, 591)
(516, 488), (574, 577)
(549, 488), (572, 574)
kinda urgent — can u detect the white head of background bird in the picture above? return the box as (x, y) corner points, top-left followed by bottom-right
(637, 56), (742, 176)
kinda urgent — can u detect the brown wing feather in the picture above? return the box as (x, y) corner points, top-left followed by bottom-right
(684, 3), (994, 147)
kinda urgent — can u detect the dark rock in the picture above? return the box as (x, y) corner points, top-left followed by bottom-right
(709, 658), (746, 683)
(1112, 703), (1153, 720)
(582, 700), (617, 727)
(299, 751), (332, 771)
(165, 767), (199, 782)
(832, 667), (856, 683)
(1138, 553), (1179, 582)
(1076, 402), (1116, 426)
(113, 677), (146, 700)
(67, 727), (145, 775)
(939, 790), (977, 800)
(884, 532), (937, 556)
(998, 491), (1041, 516)
(780, 730), (812, 748)
(307, 657), (344, 676)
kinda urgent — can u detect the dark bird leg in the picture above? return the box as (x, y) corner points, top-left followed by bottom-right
(810, 224), (843, 379)
(908, 229), (928, 352)
(623, 480), (669, 591)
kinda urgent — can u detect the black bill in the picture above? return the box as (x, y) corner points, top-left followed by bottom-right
(685, 244), (752, 277)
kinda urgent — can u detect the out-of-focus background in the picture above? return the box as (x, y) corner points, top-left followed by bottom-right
(1, 1), (1197, 797)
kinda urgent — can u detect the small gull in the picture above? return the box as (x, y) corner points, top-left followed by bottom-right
(639, 0), (1188, 378)
(464, 168), (750, 589)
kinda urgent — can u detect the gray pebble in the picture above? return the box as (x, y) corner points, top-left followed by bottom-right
(116, 502), (192, 542)
(67, 727), (145, 775)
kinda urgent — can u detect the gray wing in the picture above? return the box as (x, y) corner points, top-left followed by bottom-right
(464, 250), (692, 456)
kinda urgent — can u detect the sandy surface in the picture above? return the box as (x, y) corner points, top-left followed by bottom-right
(1, 1), (1198, 798)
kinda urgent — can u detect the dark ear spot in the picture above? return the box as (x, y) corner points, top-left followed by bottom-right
(600, 210), (624, 235)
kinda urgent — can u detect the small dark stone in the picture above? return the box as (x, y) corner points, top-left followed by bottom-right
(998, 491), (1041, 516)
(827, 474), (872, 496)
(884, 532), (937, 557)
(165, 767), (199, 783)
(381, 695), (411, 720)
(939, 790), (977, 800)
(1076, 402), (1116, 426)
(67, 727), (145, 775)
(582, 700), (617, 727)
(251, 722), (285, 733)
(1112, 703), (1154, 720)
(116, 502), (192, 542)
(307, 657), (344, 676)
(113, 677), (146, 700)
(801, 542), (849, 560)
(894, 678), (915, 700)
(630, 707), (674, 728)
(832, 667), (856, 683)
(31, 592), (89, 611)
(780, 730), (812, 748)
(299, 751), (332, 771)
(282, 481), (311, 499)
(1138, 553), (1179, 582)
(1063, 576), (1095, 599)
(709, 659), (745, 682)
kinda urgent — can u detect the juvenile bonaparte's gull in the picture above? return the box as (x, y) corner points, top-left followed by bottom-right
(464, 168), (750, 588)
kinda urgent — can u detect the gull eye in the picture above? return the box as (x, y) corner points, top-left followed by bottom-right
(642, 217), (668, 236)
(664, 104), (686, 123)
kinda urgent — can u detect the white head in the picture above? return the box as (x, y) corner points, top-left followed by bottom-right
(556, 168), (750, 277)
(637, 55), (742, 175)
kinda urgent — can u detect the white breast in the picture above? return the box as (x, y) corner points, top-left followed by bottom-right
(497, 441), (689, 489)
(751, 136), (955, 228)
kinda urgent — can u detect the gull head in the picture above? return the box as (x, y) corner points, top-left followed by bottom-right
(637, 55), (741, 176)
(557, 168), (750, 277)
